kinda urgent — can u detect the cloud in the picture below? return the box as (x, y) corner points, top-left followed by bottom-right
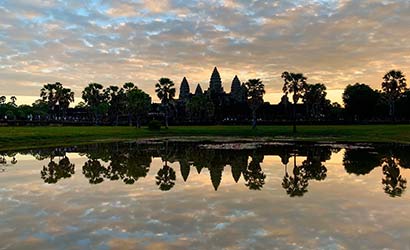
(0, 0), (409, 104)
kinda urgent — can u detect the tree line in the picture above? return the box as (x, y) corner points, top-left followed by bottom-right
(0, 68), (408, 128)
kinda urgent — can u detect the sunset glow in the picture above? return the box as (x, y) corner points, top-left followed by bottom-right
(1, 0), (409, 104)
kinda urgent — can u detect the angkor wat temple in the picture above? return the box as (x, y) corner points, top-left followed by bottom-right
(168, 66), (294, 124)
(177, 66), (248, 104)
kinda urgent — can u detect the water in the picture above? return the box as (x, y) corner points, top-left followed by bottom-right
(1, 140), (410, 250)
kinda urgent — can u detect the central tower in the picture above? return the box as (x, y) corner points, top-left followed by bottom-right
(208, 67), (223, 94)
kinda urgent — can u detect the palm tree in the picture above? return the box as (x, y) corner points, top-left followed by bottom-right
(10, 96), (17, 106)
(381, 70), (407, 120)
(245, 79), (265, 129)
(40, 82), (74, 120)
(56, 86), (74, 119)
(82, 83), (108, 124)
(0, 96), (6, 104)
(281, 72), (307, 133)
(40, 84), (56, 119)
(155, 78), (175, 128)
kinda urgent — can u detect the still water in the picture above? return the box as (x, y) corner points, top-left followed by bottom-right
(1, 140), (410, 250)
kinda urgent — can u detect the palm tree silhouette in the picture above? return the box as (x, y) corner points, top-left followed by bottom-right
(245, 79), (265, 129)
(281, 72), (307, 133)
(243, 153), (266, 190)
(282, 152), (309, 197)
(155, 140), (176, 191)
(0, 96), (6, 104)
(155, 78), (176, 128)
(382, 157), (407, 197)
(10, 96), (17, 106)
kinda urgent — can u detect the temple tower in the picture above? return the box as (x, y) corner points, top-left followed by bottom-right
(194, 84), (203, 96)
(179, 77), (190, 101)
(208, 67), (223, 94)
(230, 75), (242, 102)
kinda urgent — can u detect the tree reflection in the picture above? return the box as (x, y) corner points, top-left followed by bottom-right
(8, 141), (410, 197)
(382, 157), (407, 197)
(122, 152), (151, 184)
(394, 147), (410, 169)
(82, 159), (107, 184)
(343, 148), (382, 175)
(278, 149), (291, 166)
(10, 156), (17, 164)
(156, 164), (176, 191)
(41, 155), (75, 184)
(0, 154), (6, 172)
(282, 153), (309, 197)
(243, 153), (266, 190)
(0, 152), (20, 172)
(0, 155), (6, 164)
(302, 147), (330, 181)
(156, 141), (176, 191)
(79, 143), (152, 185)
(105, 152), (127, 181)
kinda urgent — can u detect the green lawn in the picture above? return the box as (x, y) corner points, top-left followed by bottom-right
(0, 125), (410, 150)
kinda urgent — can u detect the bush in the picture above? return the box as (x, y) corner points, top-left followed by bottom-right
(148, 119), (161, 130)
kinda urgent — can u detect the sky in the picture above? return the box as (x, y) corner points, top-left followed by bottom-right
(0, 0), (409, 105)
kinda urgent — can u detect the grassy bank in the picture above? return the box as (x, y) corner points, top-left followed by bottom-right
(1, 125), (410, 150)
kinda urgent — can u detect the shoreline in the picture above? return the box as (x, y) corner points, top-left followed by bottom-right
(1, 125), (410, 151)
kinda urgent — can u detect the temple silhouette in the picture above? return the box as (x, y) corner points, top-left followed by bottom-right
(177, 66), (247, 104)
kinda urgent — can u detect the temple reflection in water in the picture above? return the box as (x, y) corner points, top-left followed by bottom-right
(1, 140), (409, 197)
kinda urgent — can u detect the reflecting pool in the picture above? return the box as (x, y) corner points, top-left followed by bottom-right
(1, 140), (410, 249)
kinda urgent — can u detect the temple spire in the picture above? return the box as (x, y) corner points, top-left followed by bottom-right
(194, 84), (203, 96)
(230, 75), (242, 102)
(179, 77), (190, 101)
(209, 67), (223, 94)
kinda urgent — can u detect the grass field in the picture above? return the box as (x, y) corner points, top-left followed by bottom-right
(1, 125), (410, 150)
